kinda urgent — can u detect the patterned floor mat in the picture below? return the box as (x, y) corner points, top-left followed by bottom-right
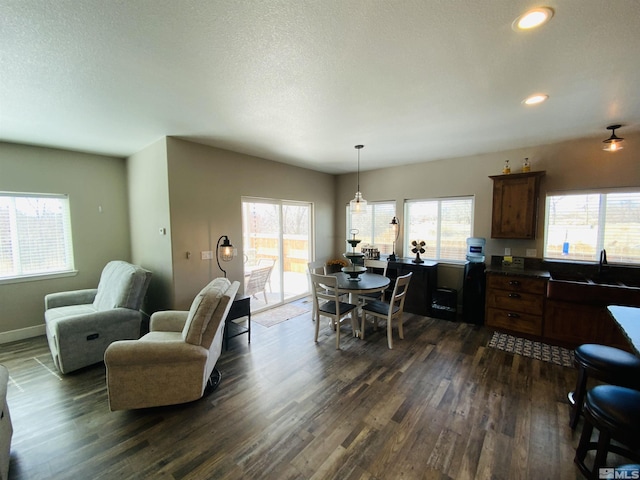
(488, 331), (575, 368)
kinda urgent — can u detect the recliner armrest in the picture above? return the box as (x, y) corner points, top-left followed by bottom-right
(149, 311), (189, 332)
(45, 289), (98, 310)
(53, 308), (140, 336)
(104, 340), (207, 365)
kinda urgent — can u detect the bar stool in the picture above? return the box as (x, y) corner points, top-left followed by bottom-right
(569, 344), (640, 429)
(574, 385), (640, 479)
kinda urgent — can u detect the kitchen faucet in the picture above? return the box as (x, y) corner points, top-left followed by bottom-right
(598, 249), (608, 276)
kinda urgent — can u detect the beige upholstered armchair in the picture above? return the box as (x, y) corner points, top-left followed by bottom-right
(104, 277), (240, 411)
(0, 364), (12, 480)
(45, 260), (152, 374)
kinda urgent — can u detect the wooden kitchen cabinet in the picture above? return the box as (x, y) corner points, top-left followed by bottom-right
(489, 171), (545, 239)
(485, 273), (546, 336)
(544, 299), (631, 350)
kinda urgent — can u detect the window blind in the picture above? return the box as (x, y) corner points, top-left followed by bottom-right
(0, 193), (75, 279)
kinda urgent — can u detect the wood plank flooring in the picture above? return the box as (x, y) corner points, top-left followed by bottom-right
(1, 307), (593, 479)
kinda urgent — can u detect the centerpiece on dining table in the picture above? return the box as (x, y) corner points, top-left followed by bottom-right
(342, 229), (367, 280)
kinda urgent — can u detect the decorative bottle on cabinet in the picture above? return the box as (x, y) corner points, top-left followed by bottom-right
(502, 160), (511, 174)
(522, 158), (530, 173)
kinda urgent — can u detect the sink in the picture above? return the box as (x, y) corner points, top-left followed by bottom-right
(550, 272), (624, 286)
(588, 277), (624, 286)
(551, 272), (589, 282)
(548, 273), (640, 306)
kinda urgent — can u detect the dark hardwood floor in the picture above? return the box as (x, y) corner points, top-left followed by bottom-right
(1, 307), (594, 479)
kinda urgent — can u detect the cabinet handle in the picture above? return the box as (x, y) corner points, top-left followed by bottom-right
(507, 312), (520, 318)
(508, 280), (520, 286)
(508, 293), (521, 298)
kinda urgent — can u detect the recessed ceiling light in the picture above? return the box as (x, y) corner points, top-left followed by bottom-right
(523, 94), (549, 105)
(513, 7), (554, 31)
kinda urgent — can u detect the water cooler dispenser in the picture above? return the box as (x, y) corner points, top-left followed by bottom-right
(462, 238), (486, 325)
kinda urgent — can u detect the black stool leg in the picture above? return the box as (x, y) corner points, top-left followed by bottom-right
(575, 419), (595, 478)
(570, 366), (588, 429)
(593, 429), (611, 476)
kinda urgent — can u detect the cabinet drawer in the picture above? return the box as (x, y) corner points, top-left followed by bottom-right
(486, 290), (544, 315)
(486, 307), (543, 336)
(487, 274), (546, 295)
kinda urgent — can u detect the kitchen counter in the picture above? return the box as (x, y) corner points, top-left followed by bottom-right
(607, 305), (640, 355)
(485, 265), (550, 279)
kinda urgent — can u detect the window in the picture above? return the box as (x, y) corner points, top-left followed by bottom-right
(404, 197), (474, 262)
(346, 202), (396, 255)
(544, 190), (640, 264)
(0, 193), (75, 280)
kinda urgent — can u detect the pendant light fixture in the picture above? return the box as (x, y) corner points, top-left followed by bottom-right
(350, 144), (367, 214)
(603, 124), (624, 152)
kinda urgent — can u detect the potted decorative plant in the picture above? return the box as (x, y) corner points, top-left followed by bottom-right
(325, 258), (348, 273)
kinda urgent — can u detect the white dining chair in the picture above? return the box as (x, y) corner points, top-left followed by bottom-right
(360, 272), (412, 349)
(310, 273), (358, 349)
(361, 259), (389, 303)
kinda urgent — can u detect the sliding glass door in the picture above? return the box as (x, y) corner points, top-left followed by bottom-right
(242, 198), (312, 312)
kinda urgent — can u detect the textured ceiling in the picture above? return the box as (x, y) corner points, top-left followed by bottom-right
(1, 0), (639, 174)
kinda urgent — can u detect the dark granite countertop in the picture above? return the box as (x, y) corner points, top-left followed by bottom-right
(607, 305), (640, 356)
(485, 265), (551, 279)
(486, 255), (550, 279)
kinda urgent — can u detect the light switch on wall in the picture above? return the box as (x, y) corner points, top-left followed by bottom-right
(504, 248), (511, 256)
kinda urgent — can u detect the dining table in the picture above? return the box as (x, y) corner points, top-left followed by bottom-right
(328, 271), (391, 338)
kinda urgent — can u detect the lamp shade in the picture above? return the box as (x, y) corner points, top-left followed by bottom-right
(216, 235), (234, 277)
(603, 124), (624, 152)
(350, 145), (367, 214)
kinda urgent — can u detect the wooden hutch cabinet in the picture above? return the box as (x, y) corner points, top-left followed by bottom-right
(387, 259), (438, 316)
(489, 171), (545, 239)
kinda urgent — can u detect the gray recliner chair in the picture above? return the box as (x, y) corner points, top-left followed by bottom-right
(105, 277), (240, 411)
(44, 260), (152, 374)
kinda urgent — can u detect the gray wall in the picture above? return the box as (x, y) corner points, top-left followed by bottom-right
(127, 138), (173, 313)
(0, 142), (131, 341)
(335, 131), (640, 295)
(1, 130), (637, 339)
(163, 137), (335, 310)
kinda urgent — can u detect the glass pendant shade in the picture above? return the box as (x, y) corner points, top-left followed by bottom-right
(350, 192), (367, 213)
(350, 145), (367, 214)
(603, 125), (624, 152)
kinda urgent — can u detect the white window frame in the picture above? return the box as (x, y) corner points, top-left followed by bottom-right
(346, 201), (396, 256)
(543, 188), (640, 264)
(0, 192), (76, 283)
(403, 196), (474, 262)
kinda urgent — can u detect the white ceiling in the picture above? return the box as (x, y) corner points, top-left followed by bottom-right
(1, 1), (639, 174)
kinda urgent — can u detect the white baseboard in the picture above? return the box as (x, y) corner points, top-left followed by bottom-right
(0, 324), (46, 344)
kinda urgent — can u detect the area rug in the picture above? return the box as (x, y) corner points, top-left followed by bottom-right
(252, 302), (311, 328)
(488, 331), (575, 368)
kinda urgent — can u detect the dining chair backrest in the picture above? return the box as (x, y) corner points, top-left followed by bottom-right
(309, 272), (339, 305)
(307, 260), (327, 275)
(364, 258), (388, 276)
(309, 272), (358, 349)
(390, 272), (412, 309)
(361, 271), (412, 349)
